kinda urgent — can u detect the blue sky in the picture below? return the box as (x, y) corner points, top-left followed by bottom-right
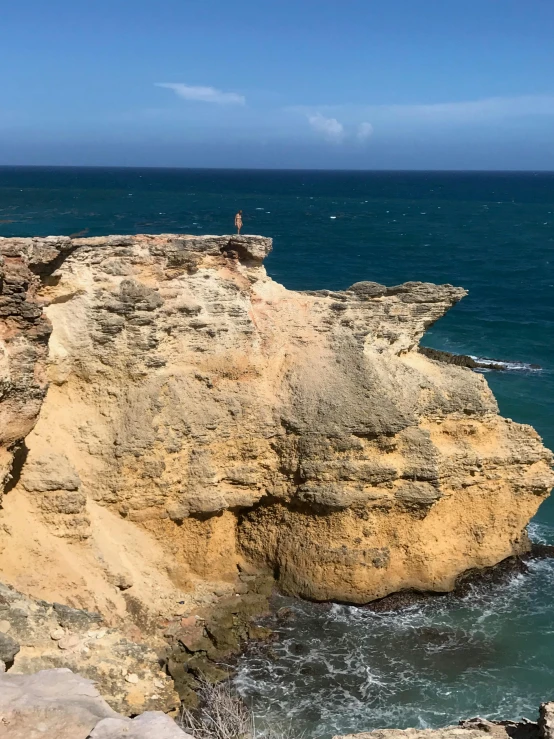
(2, 0), (554, 169)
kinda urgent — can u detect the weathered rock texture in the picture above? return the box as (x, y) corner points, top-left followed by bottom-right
(0, 581), (178, 715)
(0, 239), (52, 503)
(0, 233), (552, 620)
(334, 705), (554, 739)
(0, 668), (190, 738)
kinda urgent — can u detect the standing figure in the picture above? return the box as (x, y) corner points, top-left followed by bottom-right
(235, 210), (243, 234)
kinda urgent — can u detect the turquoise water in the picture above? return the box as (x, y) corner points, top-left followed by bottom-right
(1, 166), (553, 734)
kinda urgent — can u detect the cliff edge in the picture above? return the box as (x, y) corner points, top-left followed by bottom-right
(0, 233), (552, 623)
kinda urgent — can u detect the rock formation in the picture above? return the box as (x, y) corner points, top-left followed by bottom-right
(0, 581), (178, 714)
(0, 667), (191, 738)
(334, 703), (554, 739)
(0, 232), (552, 622)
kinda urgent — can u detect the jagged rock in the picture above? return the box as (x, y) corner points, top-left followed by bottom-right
(333, 730), (502, 739)
(334, 714), (543, 739)
(0, 630), (20, 664)
(0, 246), (51, 503)
(539, 702), (554, 739)
(0, 668), (191, 739)
(0, 582), (179, 715)
(0, 233), (551, 617)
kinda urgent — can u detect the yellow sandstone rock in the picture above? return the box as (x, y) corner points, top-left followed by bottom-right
(0, 233), (551, 618)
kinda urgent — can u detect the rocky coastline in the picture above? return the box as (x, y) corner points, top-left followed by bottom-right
(0, 233), (552, 733)
(334, 702), (554, 739)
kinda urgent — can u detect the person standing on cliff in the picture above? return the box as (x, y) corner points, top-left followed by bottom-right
(235, 210), (243, 234)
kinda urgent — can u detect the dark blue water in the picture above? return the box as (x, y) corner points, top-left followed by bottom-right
(1, 166), (553, 735)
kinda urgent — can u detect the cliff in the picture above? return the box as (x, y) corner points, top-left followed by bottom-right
(0, 233), (552, 624)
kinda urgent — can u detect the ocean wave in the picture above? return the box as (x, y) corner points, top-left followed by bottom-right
(469, 356), (542, 372)
(528, 521), (554, 544)
(236, 557), (554, 738)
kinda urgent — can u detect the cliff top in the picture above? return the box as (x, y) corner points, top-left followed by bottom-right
(0, 232), (466, 304)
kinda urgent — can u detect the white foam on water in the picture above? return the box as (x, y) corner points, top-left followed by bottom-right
(469, 356), (543, 372)
(236, 552), (554, 738)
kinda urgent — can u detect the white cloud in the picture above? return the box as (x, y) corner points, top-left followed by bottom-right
(308, 113), (344, 142)
(357, 121), (374, 141)
(156, 83), (245, 105)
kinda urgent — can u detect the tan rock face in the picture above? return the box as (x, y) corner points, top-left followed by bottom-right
(0, 241), (53, 500)
(0, 233), (552, 612)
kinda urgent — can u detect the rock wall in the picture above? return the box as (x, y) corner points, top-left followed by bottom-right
(0, 233), (552, 618)
(0, 239), (54, 502)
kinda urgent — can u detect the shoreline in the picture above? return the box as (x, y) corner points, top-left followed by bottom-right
(0, 232), (552, 735)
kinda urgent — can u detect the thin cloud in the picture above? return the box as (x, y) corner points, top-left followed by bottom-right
(308, 113), (344, 142)
(294, 95), (554, 126)
(156, 83), (245, 105)
(375, 95), (554, 122)
(357, 122), (374, 141)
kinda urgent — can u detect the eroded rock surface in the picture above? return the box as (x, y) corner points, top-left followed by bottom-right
(0, 233), (551, 619)
(335, 731), (498, 739)
(0, 668), (190, 739)
(0, 582), (178, 715)
(0, 240), (54, 504)
(334, 712), (547, 739)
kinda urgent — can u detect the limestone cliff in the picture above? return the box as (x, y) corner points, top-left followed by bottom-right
(0, 233), (552, 621)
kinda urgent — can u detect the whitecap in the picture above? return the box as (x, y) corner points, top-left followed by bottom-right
(469, 356), (542, 372)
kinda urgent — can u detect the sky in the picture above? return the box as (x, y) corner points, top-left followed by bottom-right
(1, 0), (554, 170)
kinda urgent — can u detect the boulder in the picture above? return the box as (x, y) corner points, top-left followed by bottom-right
(0, 668), (118, 739)
(89, 712), (194, 738)
(0, 668), (192, 739)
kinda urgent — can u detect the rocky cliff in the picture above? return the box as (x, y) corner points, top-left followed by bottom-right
(0, 233), (552, 628)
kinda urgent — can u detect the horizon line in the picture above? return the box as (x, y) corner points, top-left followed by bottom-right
(1, 164), (553, 174)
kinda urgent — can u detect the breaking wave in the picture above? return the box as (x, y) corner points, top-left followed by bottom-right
(469, 356), (543, 373)
(235, 526), (554, 738)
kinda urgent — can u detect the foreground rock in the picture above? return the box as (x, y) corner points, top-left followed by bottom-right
(0, 582), (179, 715)
(0, 668), (190, 739)
(0, 233), (552, 616)
(334, 701), (554, 739)
(335, 730), (498, 739)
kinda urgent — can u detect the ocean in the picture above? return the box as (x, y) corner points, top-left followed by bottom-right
(1, 166), (553, 736)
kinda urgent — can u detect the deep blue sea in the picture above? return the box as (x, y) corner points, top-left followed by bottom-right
(1, 166), (553, 736)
